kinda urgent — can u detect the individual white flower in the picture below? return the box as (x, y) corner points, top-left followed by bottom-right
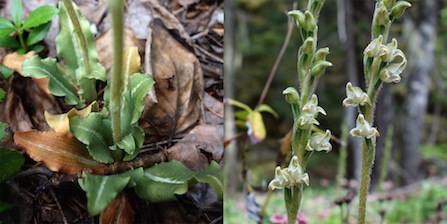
(298, 95), (326, 128)
(379, 41), (407, 83)
(342, 82), (372, 107)
(364, 35), (387, 59)
(297, 113), (320, 127)
(287, 156), (309, 186)
(350, 114), (380, 139)
(268, 167), (290, 190)
(302, 94), (326, 116)
(268, 156), (309, 190)
(305, 130), (332, 152)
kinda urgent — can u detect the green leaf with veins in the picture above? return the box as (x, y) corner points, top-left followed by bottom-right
(78, 171), (130, 216)
(0, 148), (24, 182)
(70, 113), (114, 163)
(0, 36), (20, 48)
(22, 6), (58, 29)
(11, 0), (22, 27)
(128, 73), (155, 123)
(56, 1), (105, 82)
(135, 161), (223, 202)
(0, 16), (15, 38)
(22, 56), (81, 106)
(26, 22), (52, 46)
(1, 65), (14, 79)
(192, 162), (224, 200)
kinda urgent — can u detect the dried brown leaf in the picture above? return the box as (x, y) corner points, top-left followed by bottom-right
(202, 92), (223, 125)
(2, 51), (35, 74)
(142, 23), (204, 140)
(96, 29), (143, 73)
(165, 124), (223, 170)
(5, 76), (60, 132)
(14, 131), (101, 174)
(3, 51), (50, 94)
(143, 0), (193, 47)
(44, 101), (98, 134)
(99, 193), (135, 224)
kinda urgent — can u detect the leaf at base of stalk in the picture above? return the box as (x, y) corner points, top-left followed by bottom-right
(128, 73), (155, 124)
(22, 56), (81, 106)
(70, 113), (115, 163)
(78, 172), (130, 216)
(134, 160), (223, 202)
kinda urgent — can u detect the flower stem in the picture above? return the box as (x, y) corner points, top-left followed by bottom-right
(108, 0), (124, 145)
(284, 185), (302, 224)
(358, 138), (375, 224)
(63, 0), (96, 102)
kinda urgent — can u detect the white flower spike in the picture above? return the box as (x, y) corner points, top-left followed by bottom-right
(350, 114), (380, 139)
(306, 130), (332, 152)
(342, 82), (372, 107)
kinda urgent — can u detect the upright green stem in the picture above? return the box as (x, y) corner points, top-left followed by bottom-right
(358, 138), (375, 224)
(108, 0), (124, 144)
(17, 30), (27, 51)
(63, 0), (96, 101)
(284, 185), (302, 224)
(336, 124), (348, 189)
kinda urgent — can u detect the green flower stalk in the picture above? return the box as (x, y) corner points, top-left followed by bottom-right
(269, 0), (332, 223)
(342, 1), (410, 223)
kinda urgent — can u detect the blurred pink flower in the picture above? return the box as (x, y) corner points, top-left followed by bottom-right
(269, 213), (288, 224)
(296, 212), (308, 224)
(319, 210), (330, 219)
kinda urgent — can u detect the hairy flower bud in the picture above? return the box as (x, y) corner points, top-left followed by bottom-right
(302, 37), (315, 55)
(372, 2), (390, 38)
(283, 87), (300, 105)
(303, 11), (317, 32)
(288, 10), (305, 29)
(311, 60), (332, 77)
(314, 47), (330, 61)
(384, 0), (396, 10)
(390, 1), (411, 19)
